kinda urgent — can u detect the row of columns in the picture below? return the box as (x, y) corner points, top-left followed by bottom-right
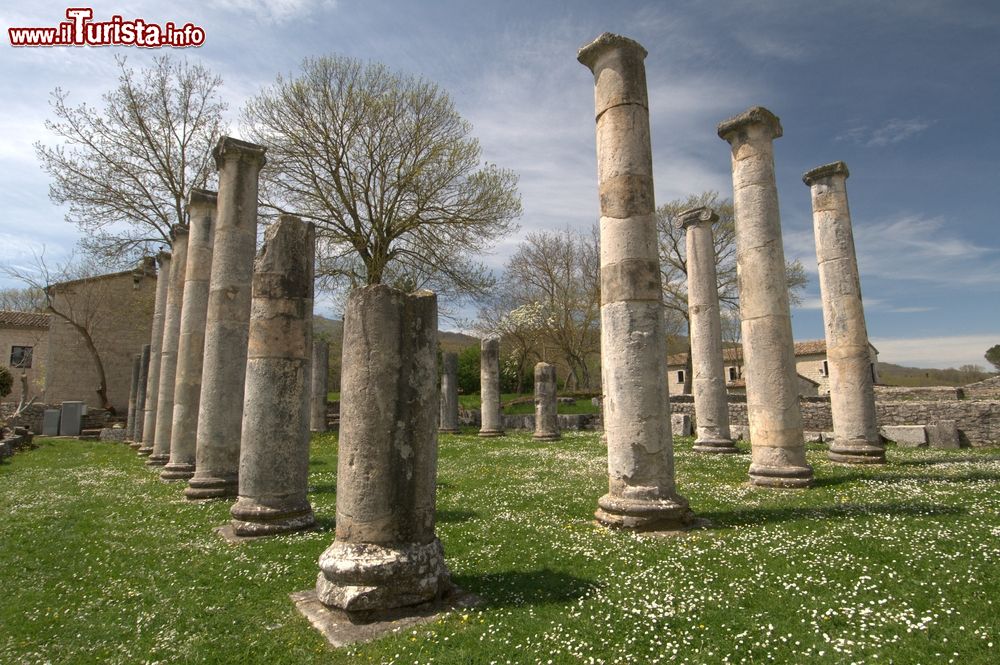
(578, 32), (882, 523)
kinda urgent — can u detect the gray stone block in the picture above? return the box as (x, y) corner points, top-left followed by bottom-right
(879, 425), (927, 447)
(59, 401), (84, 436)
(671, 414), (692, 437)
(927, 420), (960, 449)
(42, 409), (61, 436)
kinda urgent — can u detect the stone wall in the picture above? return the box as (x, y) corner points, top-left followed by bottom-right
(0, 322), (48, 404)
(874, 385), (963, 401)
(963, 376), (1000, 400)
(0, 402), (110, 435)
(45, 268), (156, 415)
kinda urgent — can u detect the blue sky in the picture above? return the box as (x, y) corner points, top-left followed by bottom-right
(1, 0), (998, 369)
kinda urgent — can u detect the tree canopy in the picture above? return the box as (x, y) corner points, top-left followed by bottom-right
(986, 344), (1000, 372)
(242, 55), (521, 308)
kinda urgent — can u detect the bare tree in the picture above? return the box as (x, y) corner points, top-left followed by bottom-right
(0, 286), (47, 312)
(242, 55), (521, 310)
(35, 55), (226, 266)
(656, 191), (807, 392)
(503, 228), (601, 391)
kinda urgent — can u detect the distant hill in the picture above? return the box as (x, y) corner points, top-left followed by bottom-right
(877, 362), (997, 387)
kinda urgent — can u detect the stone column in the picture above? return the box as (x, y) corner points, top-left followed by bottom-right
(803, 161), (884, 464)
(309, 340), (329, 433)
(316, 284), (452, 612)
(533, 362), (560, 441)
(185, 137), (266, 500)
(229, 215), (316, 536)
(718, 106), (813, 488)
(138, 252), (171, 456)
(148, 227), (189, 467)
(125, 353), (141, 441)
(478, 337), (503, 437)
(131, 344), (151, 449)
(439, 351), (460, 433)
(579, 33), (693, 529)
(161, 190), (216, 480)
(678, 207), (738, 454)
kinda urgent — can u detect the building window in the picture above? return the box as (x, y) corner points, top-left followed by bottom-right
(727, 366), (738, 381)
(10, 346), (33, 368)
(820, 360), (829, 377)
(676, 370), (685, 384)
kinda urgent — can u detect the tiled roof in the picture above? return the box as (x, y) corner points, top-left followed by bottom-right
(0, 311), (50, 328)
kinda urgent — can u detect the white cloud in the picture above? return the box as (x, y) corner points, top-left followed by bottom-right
(871, 334), (999, 369)
(836, 118), (934, 147)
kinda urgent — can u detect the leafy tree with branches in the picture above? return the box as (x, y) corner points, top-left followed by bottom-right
(242, 55), (521, 311)
(35, 55), (226, 266)
(986, 345), (1000, 372)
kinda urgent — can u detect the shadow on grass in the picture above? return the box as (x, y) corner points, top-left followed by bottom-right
(815, 469), (1000, 487)
(454, 569), (599, 608)
(308, 458), (328, 467)
(437, 509), (477, 523)
(893, 455), (1000, 467)
(309, 483), (337, 495)
(313, 515), (337, 532)
(700, 502), (965, 529)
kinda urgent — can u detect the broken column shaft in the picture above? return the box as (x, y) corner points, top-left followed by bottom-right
(478, 337), (503, 437)
(316, 284), (452, 612)
(138, 252), (171, 456)
(439, 351), (460, 433)
(229, 215), (316, 536)
(310, 340), (329, 433)
(533, 362), (560, 441)
(131, 344), (151, 448)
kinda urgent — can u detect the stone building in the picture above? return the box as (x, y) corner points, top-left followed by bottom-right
(666, 339), (879, 396)
(44, 260), (157, 414)
(0, 311), (50, 404)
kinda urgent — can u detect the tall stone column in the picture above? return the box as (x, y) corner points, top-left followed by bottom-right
(162, 190), (217, 480)
(131, 344), (151, 449)
(439, 351), (460, 433)
(803, 161), (884, 464)
(229, 215), (316, 536)
(316, 284), (452, 612)
(309, 340), (329, 433)
(579, 33), (692, 529)
(148, 227), (189, 467)
(138, 252), (171, 456)
(718, 106), (813, 488)
(185, 137), (266, 500)
(533, 362), (560, 441)
(125, 353), (141, 441)
(478, 337), (503, 437)
(678, 207), (738, 454)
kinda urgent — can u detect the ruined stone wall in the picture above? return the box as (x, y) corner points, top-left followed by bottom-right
(45, 272), (156, 414)
(874, 385), (963, 401)
(963, 376), (1000, 400)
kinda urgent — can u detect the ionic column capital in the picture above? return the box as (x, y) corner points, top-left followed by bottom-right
(677, 206), (719, 230)
(717, 106), (783, 144)
(803, 161), (850, 186)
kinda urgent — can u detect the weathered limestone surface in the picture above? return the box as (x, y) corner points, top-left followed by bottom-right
(579, 33), (693, 529)
(229, 215), (316, 536)
(131, 344), (151, 448)
(138, 252), (171, 456)
(927, 420), (960, 449)
(310, 341), (329, 433)
(718, 106), (813, 488)
(533, 362), (560, 441)
(162, 190), (217, 481)
(185, 137), (266, 500)
(679, 207), (737, 454)
(880, 425), (927, 447)
(804, 162), (884, 464)
(439, 352), (459, 433)
(316, 284), (452, 612)
(479, 337), (503, 437)
(148, 227), (189, 467)
(125, 353), (141, 441)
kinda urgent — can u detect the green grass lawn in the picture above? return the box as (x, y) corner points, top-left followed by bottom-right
(1, 433), (998, 664)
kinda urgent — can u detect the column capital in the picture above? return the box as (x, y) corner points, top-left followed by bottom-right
(717, 106), (783, 143)
(156, 250), (171, 267)
(169, 224), (189, 242)
(577, 32), (647, 71)
(677, 206), (719, 230)
(213, 136), (267, 170)
(187, 188), (218, 209)
(803, 161), (850, 186)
